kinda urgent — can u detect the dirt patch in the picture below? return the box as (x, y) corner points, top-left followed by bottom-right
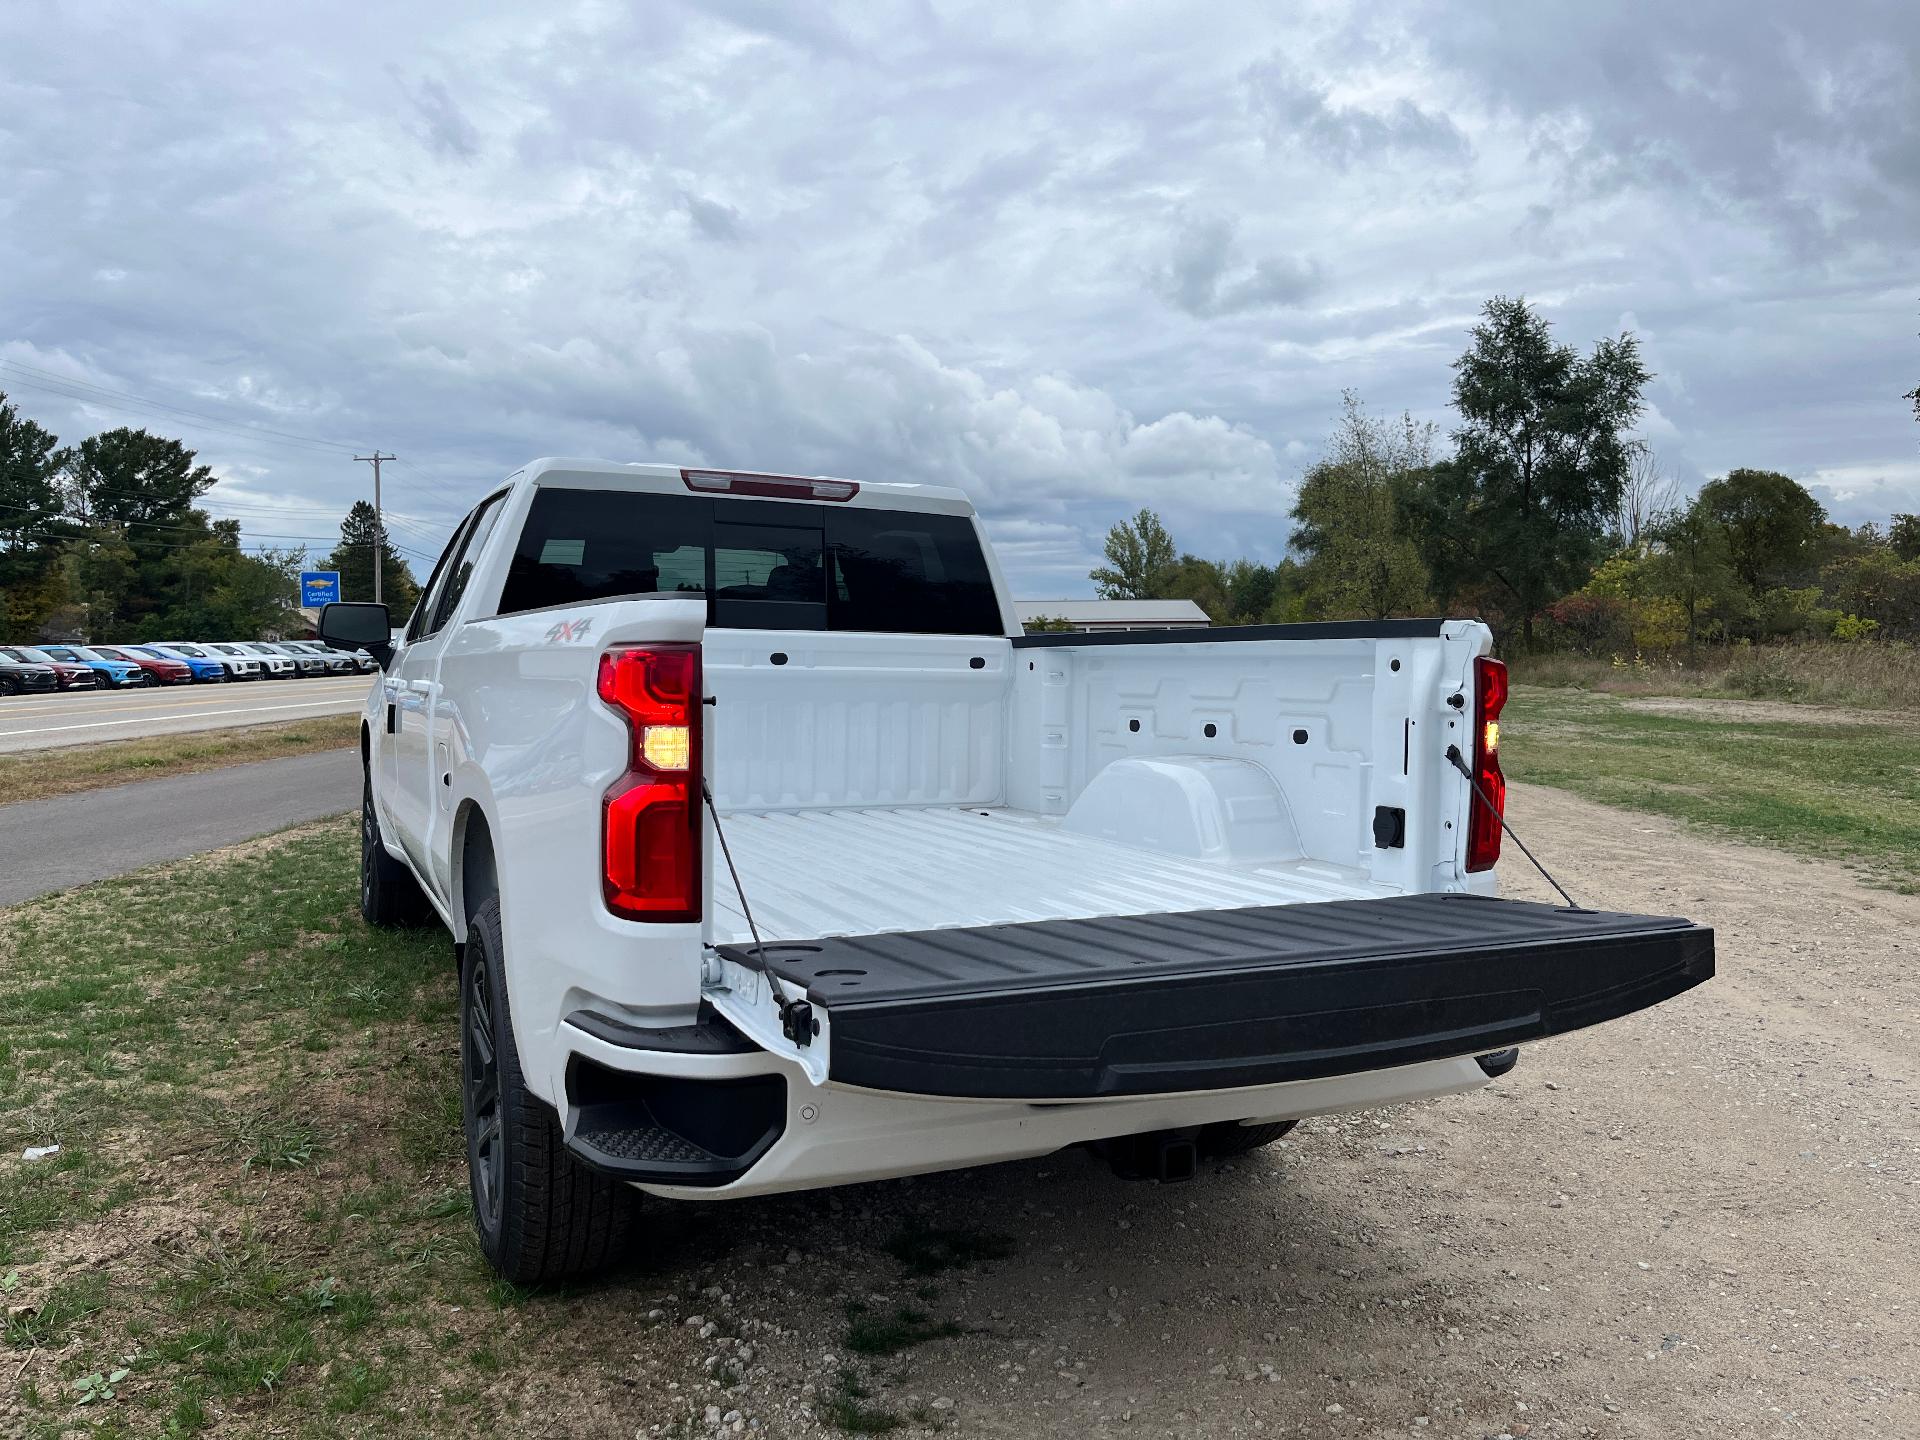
(1620, 694), (1907, 726)
(526, 780), (1915, 1439)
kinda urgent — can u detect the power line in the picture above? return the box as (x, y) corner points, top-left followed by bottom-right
(0, 522), (330, 555)
(77, 483), (439, 528)
(0, 358), (366, 455)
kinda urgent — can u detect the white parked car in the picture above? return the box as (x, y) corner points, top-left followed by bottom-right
(207, 641), (293, 678)
(253, 641), (328, 677)
(322, 460), (1715, 1283)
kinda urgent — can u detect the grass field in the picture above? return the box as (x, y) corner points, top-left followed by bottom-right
(0, 821), (1000, 1437)
(1504, 685), (1920, 890)
(1507, 640), (1920, 711)
(0, 716), (358, 804)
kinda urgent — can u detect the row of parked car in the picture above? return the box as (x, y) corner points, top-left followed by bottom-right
(0, 639), (376, 694)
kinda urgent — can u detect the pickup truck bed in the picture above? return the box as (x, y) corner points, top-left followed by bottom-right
(709, 803), (1395, 943)
(721, 892), (1713, 1099)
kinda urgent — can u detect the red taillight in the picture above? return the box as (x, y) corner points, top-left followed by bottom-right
(1465, 656), (1508, 872)
(597, 644), (702, 921)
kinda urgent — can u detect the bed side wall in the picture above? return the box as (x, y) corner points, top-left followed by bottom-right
(705, 630), (1012, 812)
(1005, 629), (1488, 885)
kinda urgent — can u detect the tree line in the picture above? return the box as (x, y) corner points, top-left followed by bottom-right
(0, 391), (419, 643)
(1091, 296), (1920, 650)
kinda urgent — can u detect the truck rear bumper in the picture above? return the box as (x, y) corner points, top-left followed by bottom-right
(719, 893), (1715, 1100)
(555, 1007), (1502, 1198)
(634, 1050), (1495, 1201)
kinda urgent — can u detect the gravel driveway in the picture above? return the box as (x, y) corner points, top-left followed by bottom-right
(526, 782), (1920, 1439)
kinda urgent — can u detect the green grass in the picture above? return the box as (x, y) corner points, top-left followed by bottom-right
(1507, 640), (1920, 711)
(818, 1370), (903, 1434)
(0, 817), (497, 1433)
(0, 713), (358, 804)
(1505, 685), (1920, 888)
(0, 815), (1014, 1436)
(842, 1302), (965, 1357)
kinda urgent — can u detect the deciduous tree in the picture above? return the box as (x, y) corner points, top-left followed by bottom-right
(1889, 513), (1920, 562)
(1693, 468), (1826, 597)
(1090, 508), (1176, 600)
(1432, 297), (1650, 646)
(1290, 392), (1432, 620)
(1614, 443), (1680, 549)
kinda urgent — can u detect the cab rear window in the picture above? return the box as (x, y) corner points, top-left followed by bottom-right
(497, 489), (1002, 636)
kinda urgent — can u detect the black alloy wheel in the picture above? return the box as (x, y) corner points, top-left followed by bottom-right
(464, 953), (505, 1237)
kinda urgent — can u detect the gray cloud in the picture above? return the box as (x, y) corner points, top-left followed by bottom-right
(1244, 58), (1470, 167)
(681, 191), (743, 241)
(1155, 217), (1322, 317)
(0, 1), (1913, 596)
(396, 74), (481, 162)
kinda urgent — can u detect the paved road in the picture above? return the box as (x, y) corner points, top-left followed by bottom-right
(0, 748), (359, 906)
(0, 675), (369, 754)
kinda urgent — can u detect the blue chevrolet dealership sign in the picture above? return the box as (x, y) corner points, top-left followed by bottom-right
(300, 571), (342, 607)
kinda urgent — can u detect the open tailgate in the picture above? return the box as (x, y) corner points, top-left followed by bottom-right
(718, 893), (1713, 1099)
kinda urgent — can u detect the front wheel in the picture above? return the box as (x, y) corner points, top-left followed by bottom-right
(360, 768), (433, 928)
(462, 897), (635, 1283)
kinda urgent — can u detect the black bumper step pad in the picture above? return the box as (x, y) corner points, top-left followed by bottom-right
(720, 892), (1714, 1100)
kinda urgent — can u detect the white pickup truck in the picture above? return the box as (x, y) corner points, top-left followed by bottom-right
(320, 460), (1714, 1283)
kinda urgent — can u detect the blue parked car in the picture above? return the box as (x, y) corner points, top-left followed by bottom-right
(136, 643), (228, 683)
(39, 644), (149, 689)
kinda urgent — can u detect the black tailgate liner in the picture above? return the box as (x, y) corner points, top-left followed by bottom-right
(719, 893), (1713, 1099)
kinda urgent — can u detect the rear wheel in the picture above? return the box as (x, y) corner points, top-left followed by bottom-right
(360, 768), (433, 927)
(1198, 1119), (1298, 1158)
(462, 897), (635, 1283)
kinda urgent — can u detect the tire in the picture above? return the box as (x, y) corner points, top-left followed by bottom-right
(462, 896), (635, 1283)
(1198, 1119), (1299, 1158)
(360, 768), (433, 928)
(0, 676), (18, 696)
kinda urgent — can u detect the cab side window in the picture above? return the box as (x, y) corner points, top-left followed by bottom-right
(405, 515), (472, 644)
(430, 491), (509, 633)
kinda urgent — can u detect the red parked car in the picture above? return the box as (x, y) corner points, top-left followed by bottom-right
(0, 645), (97, 690)
(92, 644), (194, 686)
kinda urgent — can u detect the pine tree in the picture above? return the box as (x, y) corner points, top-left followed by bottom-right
(324, 501), (419, 611)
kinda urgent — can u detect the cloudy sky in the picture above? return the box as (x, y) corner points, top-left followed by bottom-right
(3, 1), (1915, 594)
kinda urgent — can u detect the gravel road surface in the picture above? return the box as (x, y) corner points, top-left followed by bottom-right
(0, 747), (358, 904)
(548, 782), (1915, 1440)
(0, 674), (367, 753)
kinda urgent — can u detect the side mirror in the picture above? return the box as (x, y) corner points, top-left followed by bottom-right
(319, 602), (394, 669)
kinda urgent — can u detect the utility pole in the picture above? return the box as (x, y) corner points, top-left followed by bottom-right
(353, 452), (395, 605)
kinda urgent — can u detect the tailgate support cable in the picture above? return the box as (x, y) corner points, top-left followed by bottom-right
(701, 779), (814, 1047)
(1444, 745), (1588, 913)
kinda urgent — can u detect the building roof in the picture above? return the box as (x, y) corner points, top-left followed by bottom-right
(1015, 599), (1211, 627)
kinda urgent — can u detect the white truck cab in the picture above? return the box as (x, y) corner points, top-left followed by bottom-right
(322, 460), (1713, 1283)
